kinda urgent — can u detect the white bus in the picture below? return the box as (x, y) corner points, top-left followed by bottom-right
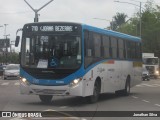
(15, 22), (142, 103)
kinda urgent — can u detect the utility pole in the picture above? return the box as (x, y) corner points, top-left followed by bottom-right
(10, 41), (15, 53)
(0, 25), (3, 38)
(4, 24), (9, 64)
(114, 0), (142, 38)
(139, 1), (142, 38)
(24, 0), (54, 22)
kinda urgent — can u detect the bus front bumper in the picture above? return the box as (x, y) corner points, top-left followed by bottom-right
(19, 80), (83, 96)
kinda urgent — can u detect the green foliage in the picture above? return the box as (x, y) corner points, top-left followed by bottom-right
(110, 0), (160, 57)
(0, 52), (19, 64)
(110, 12), (128, 30)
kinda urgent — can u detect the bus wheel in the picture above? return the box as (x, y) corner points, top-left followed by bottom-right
(88, 81), (100, 103)
(123, 78), (130, 96)
(39, 95), (53, 103)
(116, 78), (130, 96)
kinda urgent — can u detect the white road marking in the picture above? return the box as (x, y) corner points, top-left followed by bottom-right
(59, 106), (68, 109)
(136, 83), (160, 87)
(141, 84), (157, 87)
(136, 84), (145, 87)
(132, 96), (138, 99)
(1, 82), (9, 85)
(14, 82), (20, 85)
(151, 84), (160, 87)
(155, 104), (160, 107)
(142, 100), (150, 103)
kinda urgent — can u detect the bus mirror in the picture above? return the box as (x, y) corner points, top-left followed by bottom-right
(15, 36), (20, 47)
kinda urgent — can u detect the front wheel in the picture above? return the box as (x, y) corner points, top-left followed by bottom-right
(39, 95), (53, 103)
(88, 81), (100, 103)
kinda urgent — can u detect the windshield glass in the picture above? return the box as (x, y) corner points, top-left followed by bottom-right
(6, 65), (19, 70)
(21, 35), (82, 69)
(143, 58), (158, 65)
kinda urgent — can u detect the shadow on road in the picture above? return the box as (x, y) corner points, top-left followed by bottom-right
(24, 93), (138, 107)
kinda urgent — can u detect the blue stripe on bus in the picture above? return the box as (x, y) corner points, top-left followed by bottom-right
(20, 59), (141, 86)
(20, 66), (85, 86)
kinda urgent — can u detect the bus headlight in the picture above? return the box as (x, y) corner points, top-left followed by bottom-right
(70, 78), (82, 87)
(20, 77), (31, 86)
(155, 70), (159, 74)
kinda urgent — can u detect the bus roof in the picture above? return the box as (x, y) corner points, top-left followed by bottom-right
(24, 22), (141, 42)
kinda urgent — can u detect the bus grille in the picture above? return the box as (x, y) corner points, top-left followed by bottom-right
(23, 68), (74, 80)
(33, 89), (66, 95)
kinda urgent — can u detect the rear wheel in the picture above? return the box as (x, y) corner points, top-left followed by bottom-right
(116, 77), (130, 96)
(88, 81), (100, 103)
(39, 95), (53, 103)
(122, 78), (130, 96)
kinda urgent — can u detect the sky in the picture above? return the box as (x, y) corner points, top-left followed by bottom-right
(0, 0), (160, 52)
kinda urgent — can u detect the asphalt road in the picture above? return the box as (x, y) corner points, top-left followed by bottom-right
(0, 76), (160, 120)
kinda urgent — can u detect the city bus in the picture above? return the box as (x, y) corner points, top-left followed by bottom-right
(15, 22), (142, 103)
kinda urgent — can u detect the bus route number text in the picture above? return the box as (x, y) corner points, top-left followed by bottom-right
(31, 26), (73, 32)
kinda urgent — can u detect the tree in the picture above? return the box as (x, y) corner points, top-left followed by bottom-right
(0, 52), (19, 64)
(110, 0), (160, 58)
(111, 12), (128, 30)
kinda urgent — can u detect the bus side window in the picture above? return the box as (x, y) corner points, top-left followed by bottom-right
(135, 42), (142, 60)
(93, 33), (101, 58)
(111, 37), (118, 58)
(85, 30), (92, 57)
(118, 39), (125, 59)
(84, 30), (93, 68)
(126, 41), (131, 59)
(131, 42), (136, 59)
(102, 35), (110, 58)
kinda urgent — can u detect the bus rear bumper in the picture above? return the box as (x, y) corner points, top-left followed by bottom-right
(19, 82), (83, 96)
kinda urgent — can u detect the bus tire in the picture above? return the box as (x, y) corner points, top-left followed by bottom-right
(39, 95), (53, 103)
(88, 80), (100, 103)
(122, 77), (130, 96)
(116, 77), (130, 96)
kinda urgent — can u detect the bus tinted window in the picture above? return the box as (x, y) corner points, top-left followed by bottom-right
(93, 33), (101, 57)
(136, 42), (142, 60)
(21, 35), (82, 69)
(102, 36), (110, 58)
(111, 37), (118, 58)
(84, 31), (93, 68)
(118, 39), (125, 59)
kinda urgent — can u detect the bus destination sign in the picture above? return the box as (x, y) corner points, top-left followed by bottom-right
(29, 25), (78, 32)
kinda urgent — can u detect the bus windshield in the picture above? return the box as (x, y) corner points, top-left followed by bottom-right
(143, 58), (158, 65)
(21, 34), (82, 69)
